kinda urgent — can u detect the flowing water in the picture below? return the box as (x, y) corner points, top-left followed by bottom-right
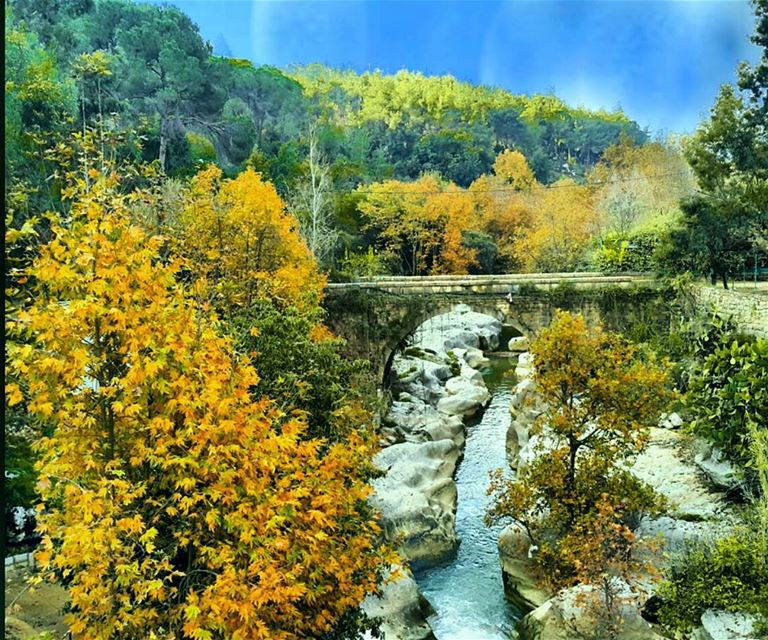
(414, 354), (523, 639)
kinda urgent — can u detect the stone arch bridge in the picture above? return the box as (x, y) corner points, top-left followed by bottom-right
(322, 272), (667, 384)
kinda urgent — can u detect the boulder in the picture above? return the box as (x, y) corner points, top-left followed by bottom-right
(694, 445), (742, 492)
(361, 564), (437, 640)
(517, 581), (666, 640)
(509, 378), (536, 417)
(508, 335), (530, 352)
(693, 610), (758, 640)
(443, 330), (481, 351)
(459, 359), (485, 382)
(412, 305), (502, 355)
(437, 382), (490, 416)
(371, 439), (461, 564)
(385, 397), (464, 443)
(463, 347), (490, 369)
(497, 524), (551, 613)
(658, 411), (684, 429)
(392, 356), (452, 404)
(515, 352), (534, 379)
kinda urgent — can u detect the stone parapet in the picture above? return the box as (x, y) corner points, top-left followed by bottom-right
(693, 286), (768, 337)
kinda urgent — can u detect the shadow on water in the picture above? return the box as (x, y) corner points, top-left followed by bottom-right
(413, 354), (524, 640)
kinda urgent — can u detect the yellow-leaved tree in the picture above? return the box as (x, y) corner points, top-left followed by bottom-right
(358, 175), (481, 275)
(6, 170), (391, 639)
(513, 180), (601, 272)
(171, 165), (325, 313)
(493, 149), (536, 191)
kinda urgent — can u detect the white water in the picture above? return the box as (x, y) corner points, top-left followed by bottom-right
(414, 355), (522, 639)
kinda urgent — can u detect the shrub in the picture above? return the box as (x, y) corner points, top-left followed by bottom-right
(593, 228), (663, 273)
(687, 336), (768, 468)
(657, 525), (768, 632)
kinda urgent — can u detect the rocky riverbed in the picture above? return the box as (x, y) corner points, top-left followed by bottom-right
(362, 306), (504, 639)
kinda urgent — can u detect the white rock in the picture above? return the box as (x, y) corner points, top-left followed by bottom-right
(668, 412), (684, 428)
(631, 428), (728, 521)
(518, 580), (665, 640)
(371, 439), (461, 564)
(697, 610), (757, 640)
(510, 378), (536, 416)
(437, 383), (490, 416)
(515, 352), (535, 379)
(361, 564), (436, 640)
(695, 445), (741, 491)
(464, 347), (490, 369)
(497, 524), (551, 613)
(411, 306), (502, 355)
(508, 335), (530, 352)
(659, 411), (684, 429)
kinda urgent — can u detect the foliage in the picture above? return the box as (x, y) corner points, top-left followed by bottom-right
(5, 0), (660, 278)
(493, 149), (536, 190)
(290, 65), (645, 182)
(184, 132), (217, 170)
(513, 180), (600, 272)
(5, 12), (77, 217)
(687, 336), (768, 468)
(590, 136), (695, 233)
(5, 169), (392, 639)
(170, 165), (325, 313)
(487, 311), (671, 589)
(357, 175), (481, 275)
(228, 299), (373, 444)
(593, 228), (664, 273)
(656, 522), (768, 632)
(337, 247), (389, 280)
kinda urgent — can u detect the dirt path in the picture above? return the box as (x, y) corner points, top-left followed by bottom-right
(4, 566), (68, 640)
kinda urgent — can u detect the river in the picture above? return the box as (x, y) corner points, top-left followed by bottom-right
(413, 353), (523, 639)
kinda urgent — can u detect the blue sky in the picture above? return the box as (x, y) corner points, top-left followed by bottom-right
(149, 0), (761, 134)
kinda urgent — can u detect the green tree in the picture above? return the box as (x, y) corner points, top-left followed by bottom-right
(111, 2), (215, 170)
(672, 1), (768, 287)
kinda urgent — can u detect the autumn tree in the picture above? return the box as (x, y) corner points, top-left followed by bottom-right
(358, 175), (482, 275)
(6, 170), (392, 639)
(487, 311), (671, 589)
(423, 182), (479, 274)
(493, 149), (536, 191)
(513, 180), (601, 272)
(170, 165), (325, 313)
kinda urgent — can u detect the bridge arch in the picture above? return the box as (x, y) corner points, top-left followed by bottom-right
(379, 303), (528, 386)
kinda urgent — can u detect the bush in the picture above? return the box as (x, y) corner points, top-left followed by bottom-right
(593, 228), (663, 273)
(687, 336), (768, 468)
(657, 525), (768, 632)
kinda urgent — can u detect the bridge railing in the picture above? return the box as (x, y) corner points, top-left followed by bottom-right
(326, 272), (656, 290)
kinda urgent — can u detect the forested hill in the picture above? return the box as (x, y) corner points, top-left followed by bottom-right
(288, 64), (646, 183)
(6, 0), (647, 198)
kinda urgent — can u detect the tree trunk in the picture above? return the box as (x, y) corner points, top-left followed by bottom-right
(159, 116), (168, 172)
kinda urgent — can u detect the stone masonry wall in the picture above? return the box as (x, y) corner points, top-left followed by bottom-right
(693, 286), (768, 337)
